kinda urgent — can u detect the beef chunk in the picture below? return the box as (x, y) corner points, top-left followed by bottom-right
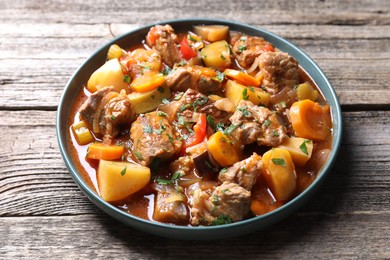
(79, 86), (135, 144)
(153, 184), (189, 224)
(218, 153), (263, 191)
(190, 181), (251, 225)
(259, 52), (299, 94)
(229, 100), (288, 146)
(231, 35), (274, 68)
(130, 111), (182, 166)
(146, 25), (182, 68)
(163, 66), (222, 94)
(163, 67), (193, 92)
(170, 156), (195, 177)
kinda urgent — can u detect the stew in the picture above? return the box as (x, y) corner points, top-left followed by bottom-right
(68, 24), (333, 226)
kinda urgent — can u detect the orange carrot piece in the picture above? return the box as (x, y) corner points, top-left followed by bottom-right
(87, 143), (124, 160)
(224, 69), (260, 87)
(289, 99), (331, 141)
(130, 71), (165, 92)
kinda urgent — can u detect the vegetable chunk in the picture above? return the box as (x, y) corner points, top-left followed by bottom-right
(262, 148), (296, 201)
(277, 137), (313, 166)
(98, 160), (151, 202)
(201, 40), (231, 69)
(193, 25), (229, 42)
(208, 131), (240, 167)
(225, 79), (270, 107)
(87, 58), (130, 93)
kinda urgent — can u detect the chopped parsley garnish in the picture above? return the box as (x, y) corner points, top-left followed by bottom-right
(181, 134), (189, 140)
(188, 35), (197, 42)
(192, 96), (208, 111)
(220, 54), (226, 60)
(173, 92), (184, 101)
(134, 151), (143, 161)
(271, 158), (286, 167)
(280, 101), (287, 108)
(156, 171), (182, 185)
(180, 104), (191, 112)
(161, 98), (170, 104)
(213, 71), (225, 82)
(123, 74), (131, 83)
(110, 115), (116, 121)
(238, 106), (251, 117)
(211, 214), (233, 226)
(241, 167), (246, 172)
(120, 166), (127, 176)
(157, 86), (164, 93)
(157, 111), (167, 117)
(299, 140), (311, 155)
(239, 36), (247, 41)
(273, 130), (279, 137)
(224, 123), (240, 135)
(212, 195), (219, 205)
(143, 125), (152, 133)
(248, 86), (255, 92)
(166, 133), (174, 143)
(238, 45), (246, 52)
(154, 121), (166, 135)
(162, 66), (172, 76)
(220, 167), (228, 173)
(242, 88), (249, 100)
(263, 120), (271, 127)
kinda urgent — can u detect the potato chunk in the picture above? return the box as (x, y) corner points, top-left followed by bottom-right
(277, 137), (313, 166)
(262, 148), (296, 201)
(193, 25), (229, 42)
(201, 40), (231, 69)
(97, 160), (151, 202)
(225, 79), (270, 107)
(87, 58), (130, 93)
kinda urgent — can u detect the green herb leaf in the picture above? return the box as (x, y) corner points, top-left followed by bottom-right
(263, 120), (271, 127)
(220, 54), (226, 60)
(166, 133), (174, 143)
(143, 125), (152, 133)
(171, 171), (182, 181)
(238, 45), (246, 52)
(157, 111), (167, 117)
(238, 106), (251, 117)
(242, 88), (249, 100)
(156, 178), (173, 185)
(224, 123), (240, 135)
(280, 101), (287, 108)
(162, 67), (172, 76)
(120, 166), (127, 176)
(162, 98), (170, 104)
(188, 34), (197, 42)
(299, 140), (311, 155)
(173, 92), (184, 101)
(211, 214), (233, 226)
(123, 74), (131, 83)
(273, 130), (279, 137)
(239, 36), (247, 41)
(134, 151), (143, 161)
(180, 104), (191, 112)
(110, 115), (116, 121)
(271, 158), (286, 167)
(220, 167), (229, 173)
(248, 86), (255, 92)
(213, 71), (225, 82)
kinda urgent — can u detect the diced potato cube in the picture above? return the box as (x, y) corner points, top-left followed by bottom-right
(296, 82), (319, 101)
(128, 86), (171, 114)
(277, 137), (313, 166)
(262, 148), (296, 201)
(98, 160), (151, 202)
(71, 120), (94, 145)
(201, 40), (231, 69)
(225, 79), (270, 107)
(193, 25), (229, 42)
(87, 58), (130, 94)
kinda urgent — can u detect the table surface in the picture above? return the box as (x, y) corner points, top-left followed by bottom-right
(1, 0), (389, 258)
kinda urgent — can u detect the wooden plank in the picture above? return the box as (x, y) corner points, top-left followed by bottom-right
(1, 0), (389, 25)
(0, 110), (389, 217)
(0, 213), (388, 258)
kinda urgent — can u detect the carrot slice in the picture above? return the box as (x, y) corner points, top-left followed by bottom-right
(207, 131), (240, 167)
(87, 143), (124, 160)
(130, 71), (165, 92)
(224, 69), (260, 87)
(289, 99), (331, 141)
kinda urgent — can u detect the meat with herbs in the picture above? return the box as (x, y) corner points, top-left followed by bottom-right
(130, 111), (182, 166)
(79, 86), (135, 144)
(146, 24), (182, 67)
(229, 100), (288, 146)
(218, 153), (263, 191)
(190, 181), (251, 225)
(259, 52), (299, 94)
(231, 35), (274, 68)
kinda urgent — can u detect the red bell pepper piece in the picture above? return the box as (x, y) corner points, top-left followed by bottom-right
(181, 113), (207, 154)
(180, 36), (197, 60)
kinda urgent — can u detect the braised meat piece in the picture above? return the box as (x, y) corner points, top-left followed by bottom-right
(79, 86), (135, 144)
(259, 52), (299, 94)
(218, 153), (263, 191)
(130, 111), (182, 166)
(153, 184), (189, 224)
(146, 24), (182, 67)
(170, 156), (195, 177)
(231, 35), (274, 68)
(229, 100), (288, 146)
(190, 181), (251, 225)
(163, 66), (222, 94)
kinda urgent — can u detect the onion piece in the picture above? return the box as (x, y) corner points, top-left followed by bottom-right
(247, 55), (261, 73)
(270, 87), (292, 105)
(92, 91), (119, 134)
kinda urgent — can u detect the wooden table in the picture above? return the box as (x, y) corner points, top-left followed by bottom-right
(1, 0), (389, 258)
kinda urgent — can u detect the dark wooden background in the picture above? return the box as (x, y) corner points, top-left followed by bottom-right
(0, 0), (389, 258)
